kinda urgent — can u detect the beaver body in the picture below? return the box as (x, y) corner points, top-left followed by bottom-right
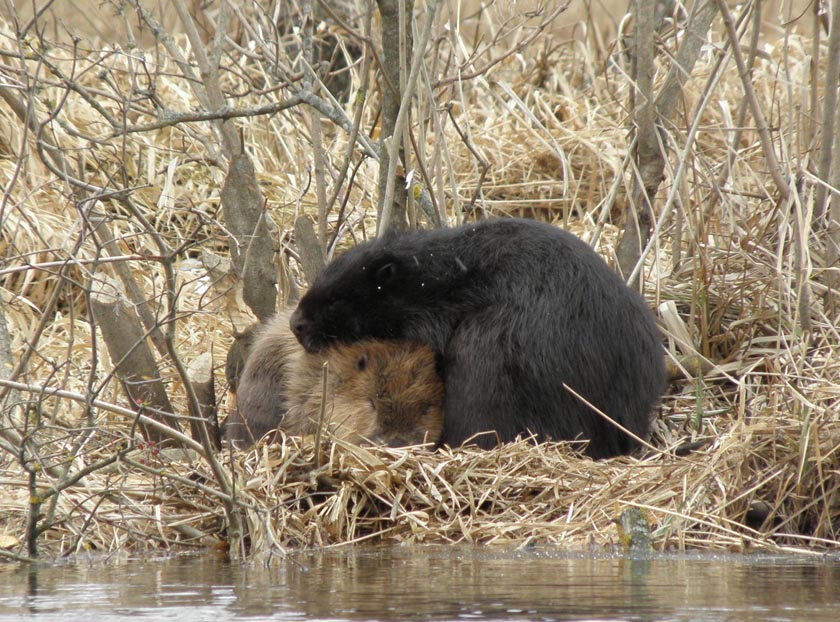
(224, 311), (444, 448)
(290, 218), (666, 458)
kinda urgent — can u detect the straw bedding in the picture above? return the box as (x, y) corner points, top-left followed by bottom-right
(0, 5), (838, 560)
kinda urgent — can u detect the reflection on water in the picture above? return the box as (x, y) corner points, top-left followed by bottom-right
(1, 546), (839, 621)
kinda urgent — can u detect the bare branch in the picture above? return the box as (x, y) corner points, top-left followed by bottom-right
(813, 0), (840, 226)
(171, 0), (239, 157)
(0, 378), (204, 453)
(716, 0), (790, 200)
(118, 97), (307, 134)
(379, 0), (440, 234)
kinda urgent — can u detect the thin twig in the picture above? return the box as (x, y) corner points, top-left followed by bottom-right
(715, 0), (790, 201)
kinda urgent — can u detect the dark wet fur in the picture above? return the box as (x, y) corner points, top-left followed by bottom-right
(291, 218), (666, 458)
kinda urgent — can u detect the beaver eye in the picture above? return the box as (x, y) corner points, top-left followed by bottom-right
(356, 353), (368, 371)
(374, 262), (398, 287)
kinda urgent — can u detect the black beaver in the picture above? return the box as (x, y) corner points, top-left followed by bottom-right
(290, 218), (666, 458)
(224, 311), (444, 448)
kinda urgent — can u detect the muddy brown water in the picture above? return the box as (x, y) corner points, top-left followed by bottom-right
(1, 546), (839, 621)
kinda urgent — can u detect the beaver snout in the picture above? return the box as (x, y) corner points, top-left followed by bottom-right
(289, 307), (318, 351)
(288, 306), (306, 337)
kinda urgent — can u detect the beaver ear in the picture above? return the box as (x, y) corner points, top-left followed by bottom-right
(356, 352), (369, 371)
(374, 261), (398, 287)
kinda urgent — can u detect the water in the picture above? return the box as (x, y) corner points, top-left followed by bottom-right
(1, 546), (839, 621)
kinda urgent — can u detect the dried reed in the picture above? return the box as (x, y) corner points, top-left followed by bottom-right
(0, 6), (837, 560)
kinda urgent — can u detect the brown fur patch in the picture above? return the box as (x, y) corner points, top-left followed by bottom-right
(225, 311), (443, 448)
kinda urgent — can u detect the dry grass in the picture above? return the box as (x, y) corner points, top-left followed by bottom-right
(0, 3), (838, 560)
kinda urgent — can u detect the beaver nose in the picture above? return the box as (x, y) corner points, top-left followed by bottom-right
(289, 307), (308, 339)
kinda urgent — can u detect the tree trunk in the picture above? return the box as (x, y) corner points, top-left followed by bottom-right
(90, 275), (181, 440)
(221, 152), (278, 321)
(375, 0), (412, 233)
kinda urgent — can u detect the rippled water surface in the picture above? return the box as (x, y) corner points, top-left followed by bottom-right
(2, 546), (839, 621)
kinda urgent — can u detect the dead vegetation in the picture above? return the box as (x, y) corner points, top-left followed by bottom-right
(0, 1), (838, 561)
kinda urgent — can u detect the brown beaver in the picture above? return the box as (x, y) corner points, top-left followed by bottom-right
(224, 311), (444, 448)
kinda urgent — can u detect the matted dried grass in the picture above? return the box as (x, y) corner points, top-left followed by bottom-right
(1, 4), (838, 560)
